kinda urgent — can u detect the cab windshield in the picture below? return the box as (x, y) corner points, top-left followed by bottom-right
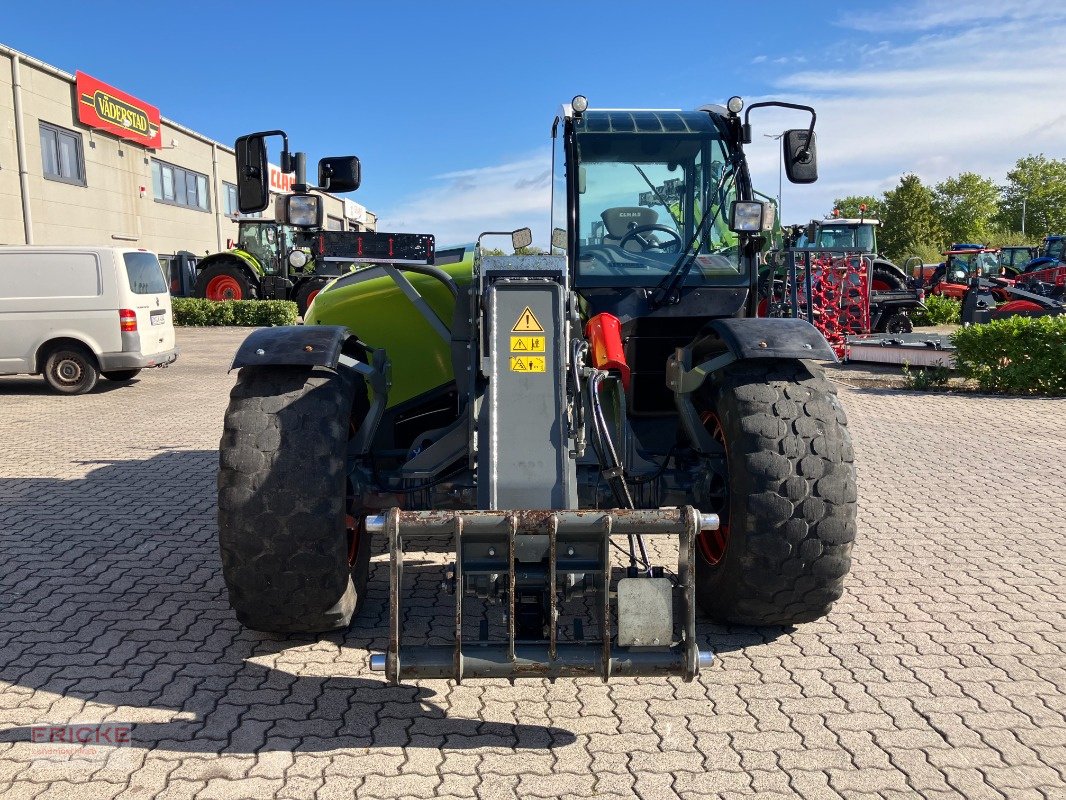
(572, 114), (741, 288)
(799, 224), (876, 252)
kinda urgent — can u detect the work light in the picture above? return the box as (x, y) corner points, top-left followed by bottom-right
(730, 200), (764, 233)
(287, 195), (321, 227)
(571, 95), (589, 114)
(727, 96), (744, 114)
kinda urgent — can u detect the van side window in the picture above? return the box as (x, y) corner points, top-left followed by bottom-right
(40, 122), (86, 187)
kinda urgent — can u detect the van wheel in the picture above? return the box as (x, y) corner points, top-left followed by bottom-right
(43, 346), (99, 395)
(102, 369), (142, 382)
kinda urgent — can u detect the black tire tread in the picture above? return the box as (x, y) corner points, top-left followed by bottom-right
(217, 364), (365, 633)
(696, 359), (857, 626)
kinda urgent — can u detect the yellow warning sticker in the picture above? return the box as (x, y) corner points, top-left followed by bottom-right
(512, 306), (544, 333)
(510, 356), (546, 373)
(510, 336), (545, 353)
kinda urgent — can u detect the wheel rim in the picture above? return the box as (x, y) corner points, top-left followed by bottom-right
(698, 411), (730, 565)
(872, 278), (892, 291)
(206, 274), (242, 301)
(53, 357), (83, 386)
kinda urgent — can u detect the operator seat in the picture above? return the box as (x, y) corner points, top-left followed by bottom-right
(601, 207), (659, 253)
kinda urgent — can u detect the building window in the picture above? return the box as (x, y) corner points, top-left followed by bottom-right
(39, 122), (85, 186)
(223, 182), (238, 216)
(326, 215), (344, 231)
(221, 181), (261, 218)
(151, 158), (210, 211)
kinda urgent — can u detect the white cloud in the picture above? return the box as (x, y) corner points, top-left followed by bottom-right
(380, 2), (1066, 241)
(376, 151), (553, 246)
(842, 0), (1066, 32)
(745, 4), (1066, 223)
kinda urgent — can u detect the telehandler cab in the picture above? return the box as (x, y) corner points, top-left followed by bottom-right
(217, 97), (857, 683)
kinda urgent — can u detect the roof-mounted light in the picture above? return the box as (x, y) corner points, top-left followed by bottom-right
(571, 95), (589, 115)
(726, 96), (744, 115)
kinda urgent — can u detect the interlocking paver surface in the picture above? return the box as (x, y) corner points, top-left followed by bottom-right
(1, 327), (1064, 799)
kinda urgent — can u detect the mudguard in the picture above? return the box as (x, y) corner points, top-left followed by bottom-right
(231, 325), (350, 370)
(702, 317), (837, 361)
(666, 317), (836, 398)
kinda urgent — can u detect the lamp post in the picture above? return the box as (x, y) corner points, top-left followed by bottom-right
(764, 132), (784, 221)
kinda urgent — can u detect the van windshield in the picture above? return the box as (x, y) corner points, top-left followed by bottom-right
(124, 252), (169, 294)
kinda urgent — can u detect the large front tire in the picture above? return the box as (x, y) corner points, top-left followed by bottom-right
(695, 359), (857, 626)
(217, 364), (370, 633)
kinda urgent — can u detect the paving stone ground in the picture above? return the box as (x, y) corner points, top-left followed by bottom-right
(1, 327), (1064, 800)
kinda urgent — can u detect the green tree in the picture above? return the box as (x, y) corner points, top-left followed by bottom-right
(998, 154), (1066, 237)
(931, 172), (1000, 244)
(879, 174), (946, 261)
(829, 195), (883, 220)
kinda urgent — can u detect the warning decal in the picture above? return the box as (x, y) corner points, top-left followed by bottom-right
(510, 336), (545, 353)
(510, 356), (546, 373)
(512, 307), (544, 333)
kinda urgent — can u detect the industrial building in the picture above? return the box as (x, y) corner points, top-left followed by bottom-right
(0, 44), (375, 261)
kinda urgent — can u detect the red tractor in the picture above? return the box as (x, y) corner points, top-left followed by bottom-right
(919, 247), (1016, 302)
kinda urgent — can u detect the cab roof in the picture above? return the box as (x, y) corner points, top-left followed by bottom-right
(575, 110), (720, 134)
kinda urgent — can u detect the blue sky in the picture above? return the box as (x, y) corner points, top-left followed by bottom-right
(5, 1), (1065, 244)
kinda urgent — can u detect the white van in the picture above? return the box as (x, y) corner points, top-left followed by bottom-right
(0, 246), (178, 394)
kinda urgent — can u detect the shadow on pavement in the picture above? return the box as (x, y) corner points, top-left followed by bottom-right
(0, 449), (785, 755)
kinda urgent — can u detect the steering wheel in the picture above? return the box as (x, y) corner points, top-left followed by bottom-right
(618, 224), (683, 253)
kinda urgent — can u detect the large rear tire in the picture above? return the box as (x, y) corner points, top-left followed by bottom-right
(872, 260), (907, 292)
(196, 262), (259, 301)
(695, 359), (857, 626)
(218, 364), (371, 633)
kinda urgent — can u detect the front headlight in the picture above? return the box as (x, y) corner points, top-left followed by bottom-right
(288, 249), (308, 268)
(288, 195), (321, 227)
(730, 201), (765, 233)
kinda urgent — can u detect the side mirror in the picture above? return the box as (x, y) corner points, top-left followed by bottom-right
(551, 228), (567, 251)
(783, 129), (817, 184)
(235, 134), (269, 213)
(318, 156), (361, 193)
(512, 228), (534, 252)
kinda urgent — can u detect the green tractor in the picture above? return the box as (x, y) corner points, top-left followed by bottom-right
(218, 98), (857, 683)
(195, 218), (347, 314)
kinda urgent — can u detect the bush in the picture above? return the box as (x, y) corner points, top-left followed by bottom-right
(952, 315), (1066, 395)
(171, 298), (298, 327)
(913, 295), (961, 326)
(901, 361), (951, 391)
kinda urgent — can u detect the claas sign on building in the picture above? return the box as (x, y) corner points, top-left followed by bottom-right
(76, 71), (162, 149)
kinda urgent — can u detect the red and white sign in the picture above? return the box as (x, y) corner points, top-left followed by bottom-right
(75, 71), (161, 149)
(268, 163), (296, 194)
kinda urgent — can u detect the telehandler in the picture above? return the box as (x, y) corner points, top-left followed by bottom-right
(217, 97), (857, 683)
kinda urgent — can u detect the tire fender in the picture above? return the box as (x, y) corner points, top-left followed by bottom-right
(197, 254), (261, 287)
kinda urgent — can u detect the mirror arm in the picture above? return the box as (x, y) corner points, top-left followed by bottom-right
(740, 101), (816, 150)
